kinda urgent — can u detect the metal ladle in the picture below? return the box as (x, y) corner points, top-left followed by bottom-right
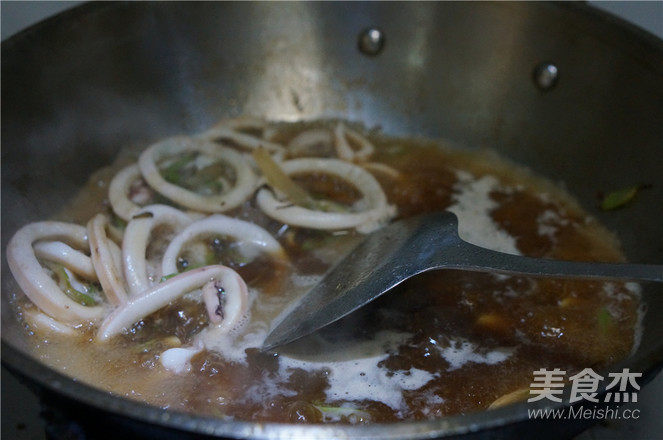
(263, 211), (663, 351)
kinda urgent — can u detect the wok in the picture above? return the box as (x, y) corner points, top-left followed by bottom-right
(2, 2), (662, 439)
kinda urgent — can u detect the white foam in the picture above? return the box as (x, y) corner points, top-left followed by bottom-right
(437, 340), (515, 371)
(278, 353), (435, 411)
(536, 209), (568, 239)
(203, 326), (435, 411)
(201, 326), (259, 364)
(272, 330), (435, 411)
(448, 172), (520, 255)
(603, 282), (641, 302)
(162, 286), (256, 373)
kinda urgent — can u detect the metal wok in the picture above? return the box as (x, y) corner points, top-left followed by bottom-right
(2, 2), (662, 439)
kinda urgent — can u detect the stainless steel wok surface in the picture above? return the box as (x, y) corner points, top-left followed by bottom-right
(2, 2), (662, 439)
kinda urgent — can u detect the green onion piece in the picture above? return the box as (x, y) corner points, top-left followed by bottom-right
(51, 264), (98, 306)
(184, 162), (229, 195)
(111, 215), (128, 230)
(160, 273), (178, 282)
(600, 185), (641, 211)
(597, 307), (613, 333)
(162, 152), (197, 184)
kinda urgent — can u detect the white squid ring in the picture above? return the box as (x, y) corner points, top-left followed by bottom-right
(255, 158), (396, 233)
(138, 136), (258, 213)
(22, 308), (79, 335)
(6, 222), (106, 323)
(122, 205), (196, 295)
(161, 214), (286, 276)
(96, 265), (248, 341)
(360, 161), (402, 180)
(333, 123), (375, 162)
(209, 116), (275, 140)
(33, 241), (98, 281)
(196, 125), (286, 155)
(87, 214), (128, 306)
(108, 163), (148, 221)
(287, 128), (334, 158)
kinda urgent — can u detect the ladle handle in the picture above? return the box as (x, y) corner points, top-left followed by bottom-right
(435, 239), (663, 283)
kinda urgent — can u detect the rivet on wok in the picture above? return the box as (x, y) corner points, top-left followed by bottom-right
(358, 28), (385, 56)
(533, 62), (559, 91)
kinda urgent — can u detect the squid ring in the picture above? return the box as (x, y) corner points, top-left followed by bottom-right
(255, 158), (396, 233)
(161, 214), (286, 276)
(22, 308), (79, 335)
(87, 214), (128, 306)
(108, 163), (150, 221)
(138, 136), (258, 213)
(287, 128), (334, 158)
(196, 125), (286, 155)
(33, 241), (98, 281)
(6, 222), (106, 323)
(122, 205), (196, 295)
(97, 265), (248, 341)
(333, 123), (375, 162)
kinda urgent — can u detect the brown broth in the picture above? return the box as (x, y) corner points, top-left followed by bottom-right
(11, 121), (640, 424)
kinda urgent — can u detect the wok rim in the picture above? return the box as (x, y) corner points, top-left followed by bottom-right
(2, 1), (663, 438)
